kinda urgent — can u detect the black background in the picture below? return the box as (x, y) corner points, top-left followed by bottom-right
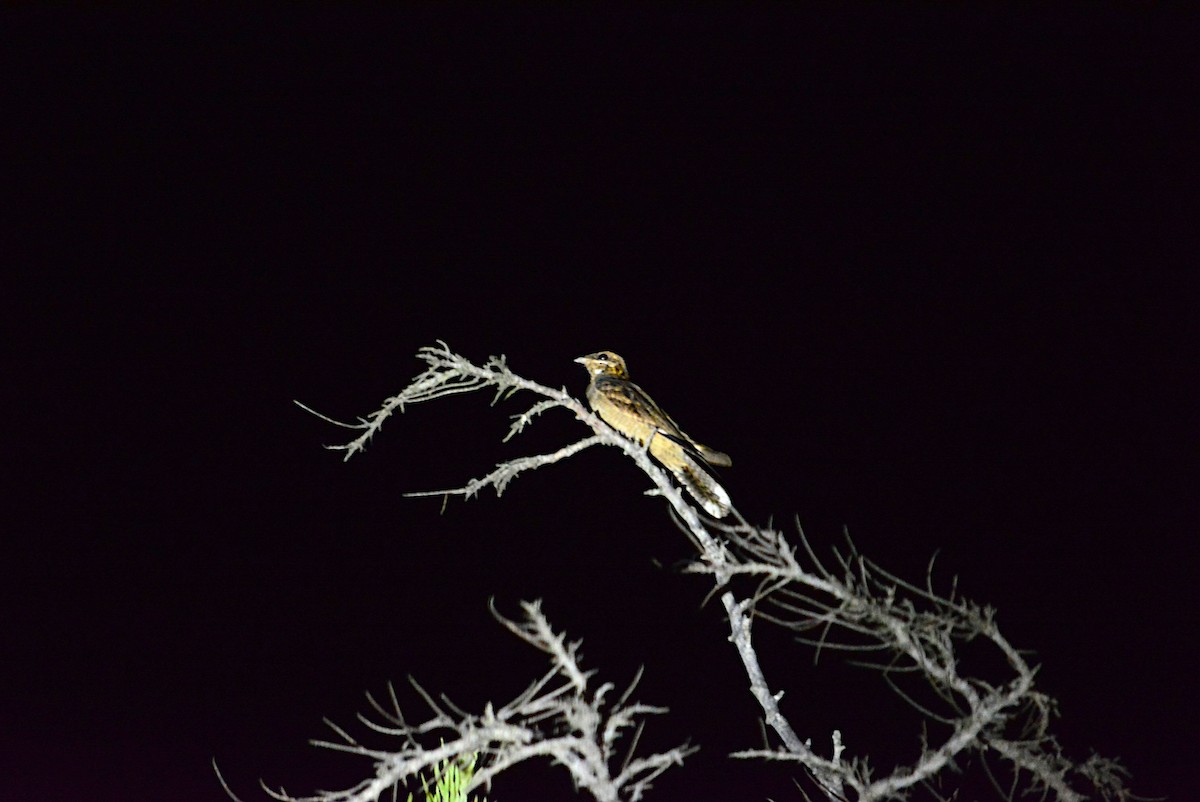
(5, 7), (1197, 801)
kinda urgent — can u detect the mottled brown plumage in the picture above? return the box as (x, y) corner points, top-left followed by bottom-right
(575, 351), (731, 517)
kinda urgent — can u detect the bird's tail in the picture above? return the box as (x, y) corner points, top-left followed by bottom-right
(674, 454), (731, 518)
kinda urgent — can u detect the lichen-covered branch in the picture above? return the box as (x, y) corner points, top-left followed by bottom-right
(219, 601), (692, 802)
(288, 342), (1135, 801)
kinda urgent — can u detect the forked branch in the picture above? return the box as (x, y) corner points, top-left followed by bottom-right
(287, 342), (1134, 802)
(219, 601), (692, 802)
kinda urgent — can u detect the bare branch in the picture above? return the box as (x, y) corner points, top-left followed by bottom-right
(223, 603), (692, 802)
(288, 342), (1135, 802)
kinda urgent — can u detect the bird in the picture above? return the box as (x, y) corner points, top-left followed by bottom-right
(574, 350), (732, 518)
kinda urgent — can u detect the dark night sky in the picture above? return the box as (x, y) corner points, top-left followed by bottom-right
(5, 7), (1197, 801)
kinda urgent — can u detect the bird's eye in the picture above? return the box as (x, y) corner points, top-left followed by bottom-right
(596, 353), (609, 361)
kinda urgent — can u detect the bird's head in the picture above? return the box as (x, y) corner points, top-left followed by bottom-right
(574, 351), (630, 379)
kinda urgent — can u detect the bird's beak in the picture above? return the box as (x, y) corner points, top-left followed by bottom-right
(573, 356), (588, 365)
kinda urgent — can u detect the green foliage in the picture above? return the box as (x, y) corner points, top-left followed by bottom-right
(405, 753), (485, 802)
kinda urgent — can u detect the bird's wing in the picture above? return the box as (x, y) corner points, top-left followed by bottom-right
(624, 382), (731, 467)
(597, 378), (730, 468)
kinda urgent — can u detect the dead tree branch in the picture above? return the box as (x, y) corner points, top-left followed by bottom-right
(221, 601), (692, 802)
(288, 342), (1134, 801)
